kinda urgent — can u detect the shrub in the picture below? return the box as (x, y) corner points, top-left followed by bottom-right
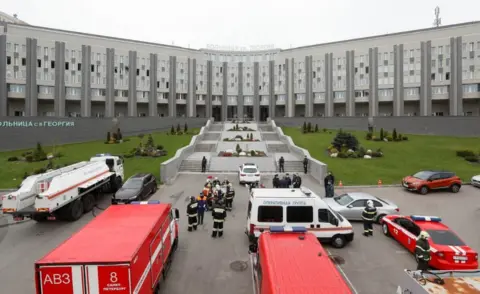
(365, 132), (373, 140)
(107, 132), (111, 142)
(384, 130), (389, 138)
(236, 144), (241, 153)
(332, 130), (359, 151)
(250, 133), (254, 139)
(25, 155), (33, 162)
(184, 123), (188, 133)
(302, 122), (307, 133)
(117, 128), (123, 140)
(22, 151), (32, 157)
(464, 156), (479, 163)
(33, 167), (47, 175)
(23, 172), (29, 179)
(392, 128), (397, 141)
(123, 138), (130, 142)
(250, 150), (255, 156)
(323, 128), (327, 132)
(386, 136), (393, 141)
(7, 156), (18, 161)
(123, 153), (134, 158)
(146, 134), (155, 147)
(402, 136), (408, 141)
(380, 128), (384, 140)
(307, 122), (312, 132)
(456, 150), (475, 158)
(112, 132), (118, 141)
(373, 137), (382, 142)
(330, 148), (339, 154)
(156, 144), (164, 150)
(357, 147), (366, 157)
(315, 124), (319, 132)
(177, 131), (183, 135)
(348, 152), (358, 158)
(337, 152), (348, 158)
(176, 124), (181, 133)
(371, 151), (384, 158)
(33, 142), (47, 162)
(170, 125), (175, 135)
(235, 135), (243, 140)
(138, 133), (145, 139)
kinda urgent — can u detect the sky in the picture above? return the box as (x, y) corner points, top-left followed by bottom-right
(2, 0), (480, 50)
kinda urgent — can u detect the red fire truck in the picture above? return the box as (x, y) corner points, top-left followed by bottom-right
(34, 200), (179, 294)
(249, 226), (353, 294)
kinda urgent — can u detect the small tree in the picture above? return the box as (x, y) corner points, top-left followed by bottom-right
(236, 143), (242, 153)
(117, 128), (123, 140)
(106, 132), (111, 142)
(176, 124), (181, 133)
(171, 125), (175, 135)
(250, 133), (254, 140)
(307, 122), (312, 133)
(302, 121), (307, 133)
(380, 128), (384, 140)
(146, 134), (155, 148)
(315, 124), (319, 132)
(184, 123), (188, 133)
(392, 128), (397, 141)
(235, 123), (239, 130)
(33, 142), (47, 162)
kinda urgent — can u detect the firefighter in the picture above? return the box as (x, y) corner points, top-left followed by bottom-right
(222, 177), (230, 186)
(212, 199), (227, 238)
(272, 174), (279, 188)
(415, 231), (431, 271)
(361, 200), (377, 237)
(293, 174), (302, 188)
(201, 156), (207, 173)
(324, 172), (335, 198)
(212, 177), (221, 187)
(278, 176), (288, 188)
(186, 196), (198, 232)
(225, 183), (235, 211)
(204, 179), (211, 188)
(278, 156), (285, 172)
(285, 173), (292, 187)
(302, 155), (308, 174)
(215, 185), (224, 200)
(197, 192), (208, 224)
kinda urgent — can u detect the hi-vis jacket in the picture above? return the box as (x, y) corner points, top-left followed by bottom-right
(197, 196), (207, 212)
(361, 206), (377, 222)
(212, 207), (227, 222)
(415, 238), (431, 261)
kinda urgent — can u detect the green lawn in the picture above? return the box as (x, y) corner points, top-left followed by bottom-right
(283, 128), (480, 185)
(0, 131), (198, 188)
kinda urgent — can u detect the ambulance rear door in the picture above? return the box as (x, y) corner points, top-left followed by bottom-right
(36, 264), (84, 294)
(85, 264), (132, 294)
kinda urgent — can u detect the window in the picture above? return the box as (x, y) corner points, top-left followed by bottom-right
(427, 230), (465, 246)
(78, 63), (82, 71)
(372, 200), (383, 207)
(257, 206), (283, 222)
(7, 56), (11, 65)
(318, 209), (336, 223)
(286, 206), (313, 223)
(51, 61), (55, 69)
(350, 200), (366, 207)
(334, 194), (354, 205)
(21, 58), (26, 66)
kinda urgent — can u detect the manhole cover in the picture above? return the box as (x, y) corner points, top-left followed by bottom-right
(230, 260), (248, 272)
(329, 255), (345, 265)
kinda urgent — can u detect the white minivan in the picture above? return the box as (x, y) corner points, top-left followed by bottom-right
(245, 187), (354, 248)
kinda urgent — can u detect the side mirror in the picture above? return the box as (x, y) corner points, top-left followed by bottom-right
(248, 244), (257, 253)
(347, 205), (353, 208)
(174, 208), (180, 219)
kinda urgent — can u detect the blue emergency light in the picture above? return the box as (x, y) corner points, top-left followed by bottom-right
(130, 200), (161, 205)
(410, 215), (442, 222)
(269, 226), (307, 233)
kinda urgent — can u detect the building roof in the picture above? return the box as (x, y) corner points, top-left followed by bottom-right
(36, 203), (170, 264)
(260, 232), (352, 294)
(0, 11), (28, 25)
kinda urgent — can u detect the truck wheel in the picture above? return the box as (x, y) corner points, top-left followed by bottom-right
(65, 199), (84, 221)
(82, 193), (96, 213)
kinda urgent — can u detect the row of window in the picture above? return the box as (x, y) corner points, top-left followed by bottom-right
(256, 206), (339, 223)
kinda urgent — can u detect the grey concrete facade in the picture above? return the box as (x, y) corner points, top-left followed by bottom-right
(393, 44), (404, 116)
(305, 55), (313, 117)
(25, 38), (38, 117)
(54, 41), (66, 117)
(81, 45), (92, 117)
(237, 62), (244, 118)
(105, 48), (115, 117)
(368, 48), (379, 117)
(451, 36), (464, 115)
(149, 53), (158, 117)
(253, 62), (260, 120)
(0, 34), (7, 116)
(222, 61), (227, 120)
(325, 53), (333, 117)
(128, 50), (137, 117)
(268, 60), (275, 118)
(345, 50), (354, 117)
(206, 60), (212, 118)
(168, 55), (176, 117)
(188, 58), (195, 117)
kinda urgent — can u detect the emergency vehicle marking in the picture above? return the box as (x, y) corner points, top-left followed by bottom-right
(133, 219), (176, 294)
(39, 265), (84, 294)
(261, 200), (307, 205)
(46, 170), (111, 200)
(86, 264), (131, 293)
(383, 218), (438, 252)
(253, 226), (353, 233)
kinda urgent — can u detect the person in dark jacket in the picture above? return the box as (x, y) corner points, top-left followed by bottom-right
(324, 172), (335, 198)
(293, 174), (302, 188)
(415, 231), (431, 271)
(302, 156), (308, 174)
(278, 156), (285, 172)
(278, 177), (288, 188)
(225, 183), (235, 211)
(201, 156), (207, 173)
(361, 200), (377, 237)
(186, 196), (199, 231)
(285, 174), (292, 187)
(212, 200), (227, 238)
(272, 174), (280, 188)
(197, 192), (208, 225)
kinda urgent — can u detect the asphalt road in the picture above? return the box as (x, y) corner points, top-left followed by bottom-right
(0, 174), (479, 294)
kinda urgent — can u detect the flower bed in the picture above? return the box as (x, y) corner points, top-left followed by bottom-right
(218, 150), (267, 157)
(223, 134), (259, 142)
(327, 130), (384, 159)
(227, 124), (256, 131)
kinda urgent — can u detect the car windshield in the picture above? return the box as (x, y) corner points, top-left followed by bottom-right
(427, 230), (465, 246)
(243, 168), (258, 174)
(334, 194), (354, 206)
(412, 171), (433, 180)
(123, 179), (143, 189)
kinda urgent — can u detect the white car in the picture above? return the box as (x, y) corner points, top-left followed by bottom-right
(238, 163), (261, 184)
(472, 175), (480, 187)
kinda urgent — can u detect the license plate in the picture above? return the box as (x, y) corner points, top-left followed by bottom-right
(248, 174), (254, 177)
(453, 256), (468, 261)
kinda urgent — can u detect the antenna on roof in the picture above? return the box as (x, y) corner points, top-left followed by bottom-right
(13, 14), (18, 19)
(433, 6), (442, 27)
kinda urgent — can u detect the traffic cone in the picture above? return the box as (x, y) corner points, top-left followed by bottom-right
(378, 179), (382, 187)
(338, 180), (343, 187)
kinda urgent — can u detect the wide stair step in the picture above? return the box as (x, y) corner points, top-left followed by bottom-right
(179, 160), (204, 172)
(210, 125), (224, 132)
(261, 133), (280, 141)
(267, 144), (290, 153)
(194, 144), (216, 152)
(258, 125), (273, 132)
(209, 157), (277, 172)
(202, 133), (221, 140)
(283, 161), (305, 172)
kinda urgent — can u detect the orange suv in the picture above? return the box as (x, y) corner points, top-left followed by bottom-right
(402, 171), (462, 195)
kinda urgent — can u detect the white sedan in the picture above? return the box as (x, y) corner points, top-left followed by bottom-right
(472, 175), (480, 187)
(238, 163), (261, 184)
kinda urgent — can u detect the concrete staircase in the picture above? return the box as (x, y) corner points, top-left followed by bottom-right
(283, 161), (305, 173)
(258, 125), (273, 132)
(194, 143), (216, 152)
(210, 124), (224, 132)
(179, 159), (203, 172)
(202, 132), (221, 140)
(267, 143), (290, 153)
(209, 157), (277, 172)
(261, 133), (280, 141)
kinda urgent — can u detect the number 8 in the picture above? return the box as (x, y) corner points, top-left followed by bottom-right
(110, 272), (118, 283)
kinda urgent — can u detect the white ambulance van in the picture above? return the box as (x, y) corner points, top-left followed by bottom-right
(245, 187), (354, 248)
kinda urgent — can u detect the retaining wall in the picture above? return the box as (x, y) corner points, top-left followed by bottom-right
(269, 119), (328, 185)
(160, 118), (213, 184)
(272, 116), (480, 137)
(0, 116), (209, 151)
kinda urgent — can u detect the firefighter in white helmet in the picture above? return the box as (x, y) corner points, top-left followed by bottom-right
(415, 231), (431, 271)
(361, 200), (377, 237)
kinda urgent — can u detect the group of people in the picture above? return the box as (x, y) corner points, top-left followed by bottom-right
(186, 177), (235, 238)
(272, 173), (302, 188)
(278, 155), (309, 174)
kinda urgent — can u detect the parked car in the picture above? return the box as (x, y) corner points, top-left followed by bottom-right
(112, 173), (157, 204)
(402, 170), (461, 195)
(472, 175), (480, 188)
(323, 192), (399, 223)
(238, 163), (261, 184)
